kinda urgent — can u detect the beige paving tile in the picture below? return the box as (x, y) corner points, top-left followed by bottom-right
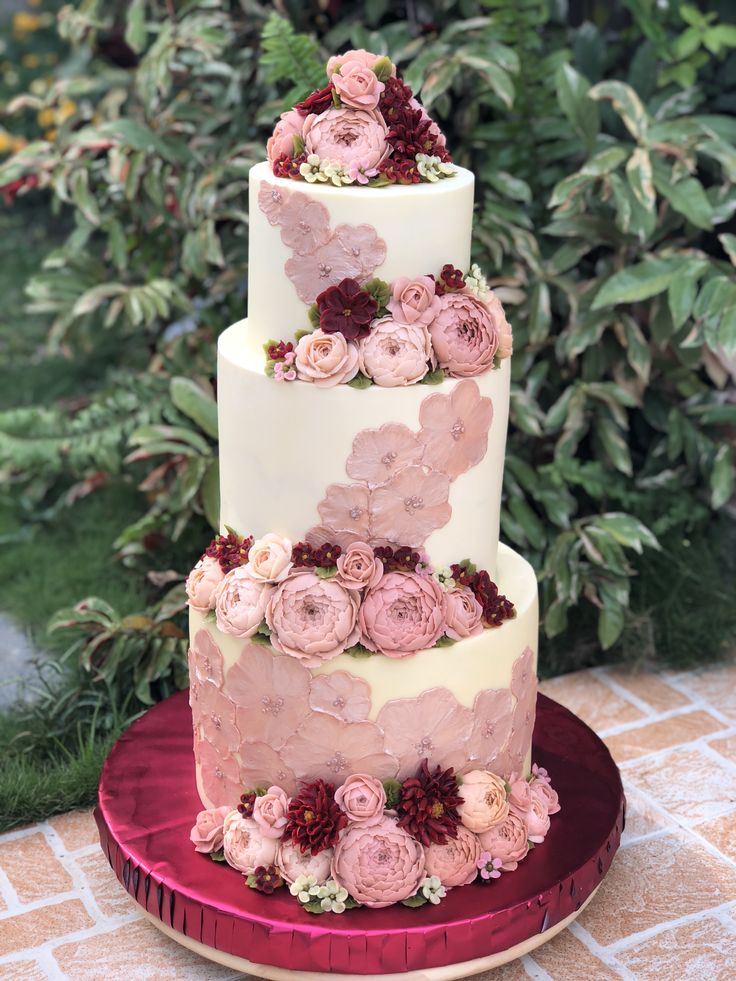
(620, 784), (674, 844)
(0, 894), (6, 914)
(529, 925), (623, 979)
(577, 831), (736, 946)
(709, 731), (736, 763)
(676, 663), (736, 720)
(605, 668), (691, 713)
(0, 961), (48, 981)
(0, 832), (73, 904)
(539, 672), (645, 732)
(51, 918), (240, 979)
(616, 915), (736, 980)
(0, 899), (93, 957)
(75, 850), (139, 919)
(465, 959), (530, 980)
(604, 710), (724, 764)
(695, 809), (736, 863)
(48, 809), (99, 853)
(625, 746), (736, 824)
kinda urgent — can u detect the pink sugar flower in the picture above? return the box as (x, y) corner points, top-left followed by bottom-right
(423, 823), (481, 888)
(444, 585), (484, 641)
(285, 238), (364, 304)
(278, 193), (331, 255)
(317, 483), (371, 539)
(333, 223), (386, 279)
(303, 107), (390, 171)
(199, 680), (241, 755)
(347, 159), (379, 184)
(332, 59), (386, 110)
(281, 712), (398, 786)
(359, 570), (447, 660)
(531, 778), (560, 816)
(334, 541), (383, 591)
(477, 851), (503, 880)
(190, 805), (231, 855)
(239, 741), (297, 797)
(358, 316), (433, 388)
(334, 772), (386, 824)
(277, 839), (333, 885)
(253, 785), (290, 839)
(186, 555), (225, 614)
(266, 109), (305, 164)
(346, 423), (424, 487)
(429, 289), (509, 378)
(309, 669), (372, 722)
(387, 275), (442, 327)
(465, 688), (515, 774)
(189, 628), (225, 687)
(478, 810), (529, 872)
(274, 362), (297, 382)
(258, 182), (289, 225)
(369, 466), (451, 546)
(418, 379), (493, 480)
(195, 738), (243, 809)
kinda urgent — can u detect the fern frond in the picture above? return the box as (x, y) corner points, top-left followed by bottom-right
(259, 13), (324, 103)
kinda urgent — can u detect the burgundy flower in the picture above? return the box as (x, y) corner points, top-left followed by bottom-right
(291, 540), (343, 568)
(295, 84), (337, 116)
(373, 545), (426, 574)
(378, 76), (414, 125)
(204, 532), (253, 574)
(395, 158), (421, 184)
(272, 152), (307, 179)
(471, 570), (515, 627)
(395, 759), (463, 846)
(238, 791), (257, 818)
(250, 864), (284, 894)
(283, 779), (348, 855)
(266, 340), (295, 362)
(316, 278), (378, 340)
(435, 264), (466, 294)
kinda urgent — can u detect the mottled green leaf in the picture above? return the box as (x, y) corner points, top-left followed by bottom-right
(169, 377), (218, 439)
(711, 445), (734, 509)
(593, 258), (687, 309)
(556, 64), (599, 149)
(598, 603), (625, 650)
(654, 175), (712, 229)
(589, 80), (649, 140)
(125, 0), (148, 54)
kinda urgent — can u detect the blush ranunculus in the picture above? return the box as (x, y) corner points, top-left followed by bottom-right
(253, 786), (290, 839)
(277, 839), (333, 885)
(514, 793), (550, 843)
(358, 316), (432, 387)
(303, 107), (390, 171)
(444, 585), (484, 640)
(335, 541), (384, 591)
(478, 810), (529, 871)
(222, 811), (279, 874)
(186, 555), (225, 613)
(457, 770), (509, 834)
(213, 567), (272, 638)
(508, 773), (532, 812)
(244, 532), (293, 583)
(189, 805), (231, 854)
(295, 329), (359, 387)
(266, 570), (360, 667)
(334, 773), (386, 824)
(429, 289), (509, 378)
(532, 778), (560, 815)
(359, 571), (446, 658)
(387, 275), (442, 327)
(266, 108), (304, 163)
(423, 824), (481, 888)
(331, 814), (425, 908)
(326, 49), (396, 78)
(332, 59), (385, 110)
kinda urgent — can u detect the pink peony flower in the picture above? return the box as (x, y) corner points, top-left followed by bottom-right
(334, 773), (386, 824)
(198, 680), (241, 754)
(186, 556), (225, 613)
(317, 483), (371, 539)
(370, 466), (451, 546)
(253, 786), (290, 839)
(309, 670), (372, 722)
(278, 192), (331, 255)
(331, 814), (425, 908)
(494, 292), (513, 359)
(358, 316), (432, 387)
(444, 586), (484, 640)
(333, 224), (387, 280)
(195, 738), (243, 809)
(239, 741), (297, 797)
(346, 423), (424, 486)
(326, 49), (396, 78)
(266, 571), (360, 667)
(423, 824), (480, 888)
(465, 688), (515, 774)
(376, 688), (472, 781)
(531, 778), (560, 816)
(478, 810), (529, 871)
(457, 770), (509, 834)
(223, 811), (279, 874)
(429, 289), (507, 378)
(213, 568), (272, 638)
(244, 533), (293, 584)
(190, 805), (231, 854)
(303, 107), (390, 171)
(281, 712), (398, 785)
(295, 329), (359, 387)
(387, 275), (442, 327)
(258, 181), (288, 225)
(266, 108), (305, 163)
(359, 571), (446, 658)
(332, 59), (385, 110)
(285, 237), (364, 304)
(277, 839), (333, 885)
(514, 793), (550, 844)
(189, 629), (225, 687)
(335, 541), (383, 591)
(418, 379), (494, 480)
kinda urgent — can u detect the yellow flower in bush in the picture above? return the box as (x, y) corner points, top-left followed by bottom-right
(37, 107), (55, 129)
(0, 131), (12, 155)
(12, 12), (41, 35)
(58, 100), (77, 122)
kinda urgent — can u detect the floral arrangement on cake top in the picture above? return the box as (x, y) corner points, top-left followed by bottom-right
(267, 48), (453, 187)
(190, 761), (560, 913)
(264, 262), (512, 388)
(187, 531), (515, 665)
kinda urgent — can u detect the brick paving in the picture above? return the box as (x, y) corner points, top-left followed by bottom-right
(0, 663), (734, 980)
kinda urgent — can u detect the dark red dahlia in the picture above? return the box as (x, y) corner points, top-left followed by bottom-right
(378, 76), (415, 124)
(316, 278), (378, 340)
(472, 570), (515, 627)
(238, 791), (257, 818)
(266, 340), (294, 362)
(395, 760), (462, 846)
(374, 545), (424, 573)
(250, 865), (284, 894)
(204, 532), (253, 573)
(434, 264), (465, 295)
(295, 84), (335, 116)
(284, 779), (348, 855)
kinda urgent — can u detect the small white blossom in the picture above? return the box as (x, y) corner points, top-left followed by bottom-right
(321, 159), (352, 187)
(416, 153), (454, 183)
(290, 873), (321, 903)
(421, 875), (446, 905)
(299, 154), (329, 183)
(317, 878), (349, 913)
(433, 567), (456, 590)
(465, 263), (489, 299)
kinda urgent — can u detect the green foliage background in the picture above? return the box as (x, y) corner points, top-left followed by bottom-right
(0, 0), (735, 825)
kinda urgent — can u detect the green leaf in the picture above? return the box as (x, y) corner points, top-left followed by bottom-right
(621, 315), (651, 382)
(668, 272), (700, 330)
(383, 778), (402, 809)
(719, 306), (736, 356)
(422, 368), (446, 385)
(528, 282), (551, 344)
(589, 80), (649, 140)
(556, 64), (599, 150)
(718, 233), (736, 268)
(654, 175), (712, 230)
(626, 148), (655, 213)
(201, 460), (220, 531)
(434, 634), (457, 648)
(307, 303), (320, 330)
(302, 900), (326, 914)
(400, 893), (429, 908)
(363, 277), (390, 308)
(125, 0), (148, 54)
(711, 445), (734, 509)
(486, 170), (531, 203)
(169, 377), (218, 440)
(598, 603), (625, 650)
(210, 849), (227, 863)
(594, 513), (659, 552)
(592, 258), (687, 309)
(344, 643), (375, 658)
(580, 146), (629, 177)
(347, 373), (373, 390)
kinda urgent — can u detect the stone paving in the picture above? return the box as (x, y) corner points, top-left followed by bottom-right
(0, 662), (734, 980)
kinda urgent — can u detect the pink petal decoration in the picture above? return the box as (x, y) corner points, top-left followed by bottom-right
(281, 712), (398, 785)
(370, 466), (451, 546)
(465, 688), (515, 774)
(506, 647), (538, 775)
(199, 681), (241, 755)
(346, 423), (424, 487)
(418, 379), (493, 480)
(304, 525), (364, 551)
(196, 737), (243, 809)
(258, 181), (288, 226)
(511, 645), (535, 698)
(334, 223), (387, 279)
(188, 649), (204, 727)
(278, 192), (331, 255)
(285, 239), (363, 304)
(317, 483), (371, 538)
(226, 641), (311, 750)
(190, 629), (224, 687)
(239, 741), (297, 796)
(309, 670), (372, 722)
(376, 687), (473, 780)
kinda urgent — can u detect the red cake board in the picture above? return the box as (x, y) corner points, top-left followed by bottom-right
(95, 691), (625, 979)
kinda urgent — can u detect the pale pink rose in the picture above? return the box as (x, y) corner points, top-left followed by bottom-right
(418, 379), (494, 480)
(266, 108), (304, 163)
(478, 810), (529, 871)
(285, 238), (364, 304)
(278, 192), (331, 255)
(244, 532), (293, 584)
(195, 738), (243, 809)
(346, 423), (424, 486)
(466, 688), (515, 774)
(494, 291), (513, 359)
(360, 571), (446, 658)
(222, 811), (279, 874)
(331, 814), (425, 908)
(253, 786), (289, 839)
(457, 770), (509, 834)
(531, 779), (560, 815)
(258, 181), (288, 225)
(335, 541), (383, 590)
(430, 289), (505, 378)
(189, 629), (224, 686)
(508, 773), (532, 812)
(445, 586), (484, 640)
(277, 839), (333, 885)
(332, 59), (385, 110)
(334, 224), (386, 280)
(334, 773), (386, 823)
(358, 316), (432, 387)
(198, 680), (240, 754)
(186, 556), (225, 613)
(370, 466), (451, 546)
(190, 805), (231, 854)
(295, 329), (359, 387)
(423, 824), (480, 888)
(317, 483), (371, 539)
(326, 49), (396, 78)
(266, 571), (360, 667)
(513, 794), (550, 843)
(239, 741), (297, 797)
(308, 670), (372, 722)
(281, 712), (398, 785)
(387, 275), (441, 327)
(213, 568), (272, 638)
(303, 107), (390, 170)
